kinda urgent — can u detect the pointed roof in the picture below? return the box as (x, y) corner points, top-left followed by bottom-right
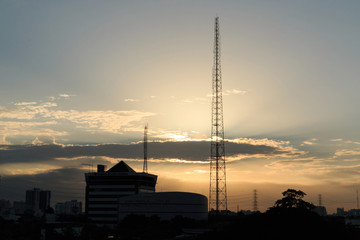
(107, 161), (136, 173)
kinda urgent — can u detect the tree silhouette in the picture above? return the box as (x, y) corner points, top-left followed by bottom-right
(270, 189), (315, 211)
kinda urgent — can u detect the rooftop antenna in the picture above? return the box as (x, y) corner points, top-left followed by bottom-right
(143, 123), (148, 173)
(318, 194), (322, 206)
(86, 160), (92, 173)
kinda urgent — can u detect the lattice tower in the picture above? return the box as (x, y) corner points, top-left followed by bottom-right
(143, 124), (148, 173)
(253, 189), (258, 212)
(209, 17), (228, 212)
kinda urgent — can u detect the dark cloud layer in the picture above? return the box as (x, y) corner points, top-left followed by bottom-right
(0, 140), (303, 203)
(0, 140), (298, 164)
(0, 167), (198, 205)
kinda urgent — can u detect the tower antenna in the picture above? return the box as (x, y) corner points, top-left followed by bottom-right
(318, 194), (322, 206)
(143, 123), (148, 173)
(253, 189), (258, 212)
(357, 190), (359, 209)
(209, 16), (228, 212)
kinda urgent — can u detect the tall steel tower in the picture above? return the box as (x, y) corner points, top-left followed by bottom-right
(143, 123), (148, 173)
(209, 17), (228, 212)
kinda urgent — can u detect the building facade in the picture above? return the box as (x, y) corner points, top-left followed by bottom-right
(118, 192), (208, 221)
(84, 161), (157, 225)
(55, 200), (82, 215)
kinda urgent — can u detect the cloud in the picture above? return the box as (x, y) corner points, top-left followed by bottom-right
(182, 97), (207, 104)
(330, 139), (360, 145)
(265, 157), (327, 170)
(263, 156), (360, 185)
(124, 98), (139, 102)
(229, 138), (289, 148)
(59, 94), (74, 99)
(0, 102), (57, 120)
(184, 88), (247, 104)
(0, 137), (305, 168)
(32, 135), (58, 145)
(153, 131), (207, 142)
(0, 99), (156, 143)
(319, 165), (360, 180)
(207, 88), (248, 98)
(14, 102), (37, 106)
(334, 148), (360, 158)
(223, 89), (247, 96)
(330, 139), (343, 142)
(0, 120), (67, 145)
(0, 135), (10, 145)
(43, 109), (154, 133)
(47, 94), (75, 101)
(301, 138), (318, 146)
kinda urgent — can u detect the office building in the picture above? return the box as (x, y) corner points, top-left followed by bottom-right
(85, 161), (157, 225)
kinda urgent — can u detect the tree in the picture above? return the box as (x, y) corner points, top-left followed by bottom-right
(268, 189), (315, 212)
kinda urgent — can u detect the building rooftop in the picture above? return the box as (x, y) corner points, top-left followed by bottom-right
(106, 161), (136, 173)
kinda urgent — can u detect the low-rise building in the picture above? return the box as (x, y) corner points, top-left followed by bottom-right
(13, 201), (31, 215)
(55, 200), (82, 215)
(118, 192), (208, 221)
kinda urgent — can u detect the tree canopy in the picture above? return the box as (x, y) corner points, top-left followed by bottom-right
(268, 189), (315, 212)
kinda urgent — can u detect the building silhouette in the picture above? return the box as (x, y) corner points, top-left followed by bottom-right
(85, 161), (208, 226)
(55, 200), (82, 215)
(117, 191), (208, 221)
(25, 188), (51, 212)
(85, 162), (157, 225)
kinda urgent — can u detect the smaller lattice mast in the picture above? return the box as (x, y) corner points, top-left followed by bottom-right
(318, 194), (322, 206)
(143, 124), (148, 173)
(253, 189), (258, 212)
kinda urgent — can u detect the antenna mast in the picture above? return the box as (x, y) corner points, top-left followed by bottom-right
(253, 189), (258, 212)
(209, 16), (228, 212)
(143, 124), (148, 173)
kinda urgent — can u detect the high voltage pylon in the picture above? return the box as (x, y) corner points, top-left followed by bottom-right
(143, 123), (148, 173)
(209, 17), (228, 212)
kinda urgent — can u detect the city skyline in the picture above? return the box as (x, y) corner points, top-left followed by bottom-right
(1, 1), (360, 213)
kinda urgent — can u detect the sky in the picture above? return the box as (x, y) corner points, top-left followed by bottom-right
(1, 0), (360, 213)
